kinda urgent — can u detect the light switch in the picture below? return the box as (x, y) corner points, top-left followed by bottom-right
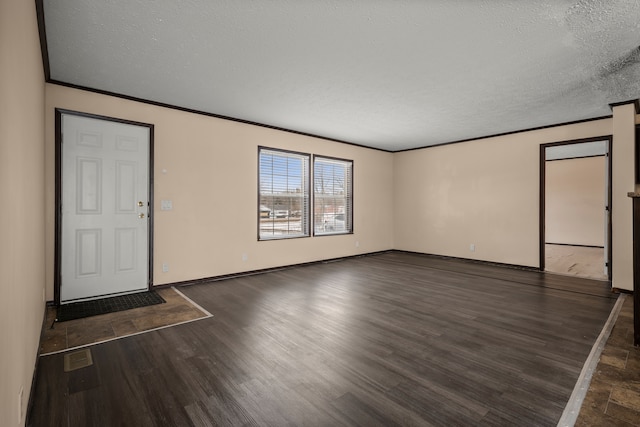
(161, 200), (173, 211)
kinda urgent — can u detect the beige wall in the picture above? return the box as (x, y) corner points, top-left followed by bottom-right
(545, 156), (606, 247)
(393, 119), (614, 269)
(611, 103), (636, 291)
(0, 0), (46, 425)
(44, 85), (395, 296)
(394, 111), (638, 290)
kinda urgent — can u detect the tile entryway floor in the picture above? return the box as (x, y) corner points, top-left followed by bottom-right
(576, 294), (640, 426)
(40, 287), (211, 355)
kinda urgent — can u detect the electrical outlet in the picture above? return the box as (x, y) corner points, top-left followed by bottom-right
(355, 241), (360, 248)
(162, 262), (169, 273)
(242, 253), (248, 262)
(470, 244), (475, 252)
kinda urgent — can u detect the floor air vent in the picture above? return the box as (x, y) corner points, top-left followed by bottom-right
(63, 349), (93, 372)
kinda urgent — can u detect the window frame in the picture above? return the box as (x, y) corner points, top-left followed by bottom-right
(258, 146), (311, 241)
(312, 155), (354, 237)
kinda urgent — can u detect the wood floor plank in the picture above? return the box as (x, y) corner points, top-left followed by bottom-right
(28, 252), (617, 426)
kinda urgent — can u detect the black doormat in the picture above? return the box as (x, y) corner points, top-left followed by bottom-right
(56, 291), (165, 322)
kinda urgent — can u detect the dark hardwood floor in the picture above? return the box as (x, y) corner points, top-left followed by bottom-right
(29, 252), (617, 426)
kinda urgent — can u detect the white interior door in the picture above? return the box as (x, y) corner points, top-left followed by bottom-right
(60, 113), (150, 303)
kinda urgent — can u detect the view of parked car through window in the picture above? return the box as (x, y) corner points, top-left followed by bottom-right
(258, 148), (310, 239)
(314, 156), (352, 235)
(259, 148), (352, 239)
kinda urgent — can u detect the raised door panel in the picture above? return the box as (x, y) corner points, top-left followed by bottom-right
(60, 113), (150, 303)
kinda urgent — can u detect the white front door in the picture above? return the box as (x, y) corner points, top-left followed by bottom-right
(60, 113), (151, 303)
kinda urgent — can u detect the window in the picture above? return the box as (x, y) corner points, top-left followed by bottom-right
(259, 147), (310, 240)
(314, 156), (353, 235)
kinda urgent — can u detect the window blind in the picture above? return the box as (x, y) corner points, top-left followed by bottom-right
(313, 156), (353, 235)
(259, 148), (310, 240)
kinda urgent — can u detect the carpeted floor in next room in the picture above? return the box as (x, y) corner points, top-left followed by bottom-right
(545, 244), (608, 282)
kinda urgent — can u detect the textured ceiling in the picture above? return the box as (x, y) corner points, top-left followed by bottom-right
(42, 0), (640, 151)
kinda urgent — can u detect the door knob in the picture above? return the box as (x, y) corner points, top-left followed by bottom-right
(138, 201), (144, 207)
(139, 213), (145, 218)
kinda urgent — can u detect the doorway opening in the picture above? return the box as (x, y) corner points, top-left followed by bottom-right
(540, 137), (612, 282)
